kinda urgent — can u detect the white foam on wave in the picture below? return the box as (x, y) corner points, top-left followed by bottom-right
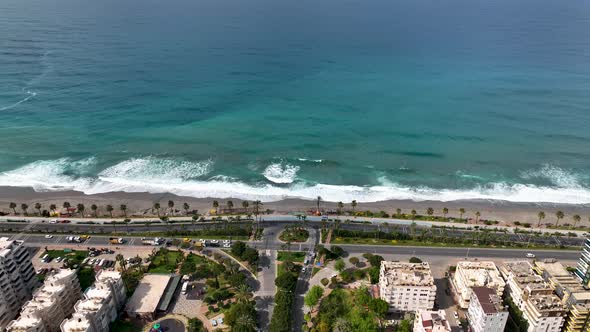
(2, 159), (590, 204)
(263, 163), (300, 184)
(297, 158), (323, 163)
(520, 165), (583, 188)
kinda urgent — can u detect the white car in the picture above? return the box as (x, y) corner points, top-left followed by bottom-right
(44, 235), (53, 239)
(210, 240), (219, 244)
(223, 243), (231, 248)
(453, 311), (459, 319)
(526, 253), (536, 258)
(49, 219), (57, 224)
(211, 320), (217, 327)
(301, 267), (306, 273)
(223, 240), (231, 244)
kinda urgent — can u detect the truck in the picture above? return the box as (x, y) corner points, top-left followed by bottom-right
(109, 237), (124, 244)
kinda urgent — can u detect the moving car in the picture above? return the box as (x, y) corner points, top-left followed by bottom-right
(44, 235), (53, 239)
(453, 311), (459, 319)
(526, 253), (536, 258)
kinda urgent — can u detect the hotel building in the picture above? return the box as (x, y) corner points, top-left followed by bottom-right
(6, 269), (81, 332)
(500, 261), (566, 332)
(452, 261), (505, 308)
(379, 261), (436, 312)
(0, 238), (37, 331)
(467, 287), (508, 332)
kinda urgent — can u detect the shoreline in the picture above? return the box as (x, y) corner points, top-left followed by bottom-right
(1, 186), (589, 226)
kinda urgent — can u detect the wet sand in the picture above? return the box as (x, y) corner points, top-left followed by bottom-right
(0, 186), (589, 226)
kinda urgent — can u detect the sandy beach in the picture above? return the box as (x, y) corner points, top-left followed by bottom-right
(0, 186), (589, 227)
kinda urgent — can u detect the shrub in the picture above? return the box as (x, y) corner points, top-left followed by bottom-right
(321, 278), (329, 286)
(349, 257), (359, 266)
(409, 257), (422, 263)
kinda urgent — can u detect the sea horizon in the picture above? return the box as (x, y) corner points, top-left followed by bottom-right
(2, 0), (590, 204)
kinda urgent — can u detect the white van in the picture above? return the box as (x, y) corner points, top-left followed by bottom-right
(41, 254), (49, 262)
(181, 281), (189, 295)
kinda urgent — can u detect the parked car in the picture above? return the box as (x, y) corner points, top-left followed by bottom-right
(453, 311), (459, 320)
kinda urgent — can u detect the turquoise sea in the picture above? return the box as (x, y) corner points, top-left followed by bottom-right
(1, 0), (590, 203)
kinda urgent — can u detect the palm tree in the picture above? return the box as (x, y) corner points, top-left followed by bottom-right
(537, 211), (546, 227)
(316, 196), (322, 214)
(183, 202), (190, 215)
(459, 208), (466, 220)
(120, 204), (127, 217)
(63, 201), (71, 209)
(49, 204), (57, 215)
(235, 284), (252, 303)
(20, 203), (29, 216)
(227, 200), (234, 214)
(475, 211), (481, 224)
(573, 214), (581, 228)
(442, 207), (449, 219)
(167, 200), (174, 215)
(9, 202), (17, 214)
(212, 200), (219, 214)
(77, 203), (85, 217)
(337, 201), (344, 217)
(555, 211), (565, 227)
(106, 204), (114, 218)
(34, 203), (42, 216)
(242, 201), (249, 213)
(153, 203), (161, 217)
(351, 200), (357, 214)
(411, 209), (417, 221)
(253, 200), (262, 221)
(426, 207), (434, 219)
(116, 254), (127, 273)
(396, 208), (402, 217)
(91, 204), (98, 217)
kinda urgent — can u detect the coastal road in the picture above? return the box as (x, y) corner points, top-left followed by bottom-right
(1, 233), (581, 261)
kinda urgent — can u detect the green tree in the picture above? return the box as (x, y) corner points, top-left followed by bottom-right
(304, 285), (324, 307)
(459, 208), (466, 220)
(316, 196), (322, 214)
(120, 204), (127, 217)
(49, 204), (57, 214)
(335, 258), (346, 273)
(90, 204), (98, 217)
(410, 209), (417, 221)
(395, 208), (402, 216)
(426, 207), (434, 218)
(351, 200), (357, 214)
(235, 284), (253, 303)
(409, 256), (422, 263)
(475, 211), (481, 224)
(556, 211), (565, 227)
(168, 200), (174, 215)
(242, 201), (249, 213)
(34, 203), (42, 215)
(225, 301), (256, 332)
(183, 202), (190, 215)
(9, 202), (17, 214)
(187, 318), (205, 332)
(106, 204), (114, 218)
(573, 214), (581, 228)
(77, 203), (85, 217)
(153, 202), (161, 217)
(337, 201), (344, 216)
(20, 203), (29, 215)
(63, 201), (71, 209)
(442, 207), (449, 219)
(227, 200), (234, 213)
(537, 211), (545, 227)
(212, 200), (219, 214)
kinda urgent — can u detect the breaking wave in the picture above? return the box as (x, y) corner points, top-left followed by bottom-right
(1, 158), (590, 204)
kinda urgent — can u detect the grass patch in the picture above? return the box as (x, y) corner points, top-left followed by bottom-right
(277, 251), (305, 262)
(78, 266), (96, 291)
(279, 227), (309, 242)
(45, 249), (88, 266)
(148, 249), (183, 273)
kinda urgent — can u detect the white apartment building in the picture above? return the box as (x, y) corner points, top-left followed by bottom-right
(0, 238), (37, 331)
(500, 261), (566, 332)
(7, 269), (81, 332)
(379, 261), (436, 312)
(452, 261), (505, 308)
(414, 310), (451, 332)
(60, 271), (126, 332)
(467, 287), (508, 332)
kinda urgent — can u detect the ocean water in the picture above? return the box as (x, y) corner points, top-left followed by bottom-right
(1, 0), (590, 203)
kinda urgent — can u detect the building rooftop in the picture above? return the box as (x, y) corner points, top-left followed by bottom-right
(381, 262), (434, 287)
(501, 261), (552, 290)
(456, 261), (505, 289)
(6, 316), (42, 330)
(60, 313), (92, 332)
(126, 274), (173, 314)
(417, 310), (451, 332)
(472, 287), (506, 314)
(96, 270), (122, 283)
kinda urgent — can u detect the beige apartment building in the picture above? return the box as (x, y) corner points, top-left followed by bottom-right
(500, 261), (566, 332)
(379, 261), (437, 312)
(452, 261), (505, 308)
(6, 269), (81, 332)
(467, 287), (508, 332)
(0, 238), (37, 331)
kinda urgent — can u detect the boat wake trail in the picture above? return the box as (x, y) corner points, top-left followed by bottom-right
(0, 90), (37, 111)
